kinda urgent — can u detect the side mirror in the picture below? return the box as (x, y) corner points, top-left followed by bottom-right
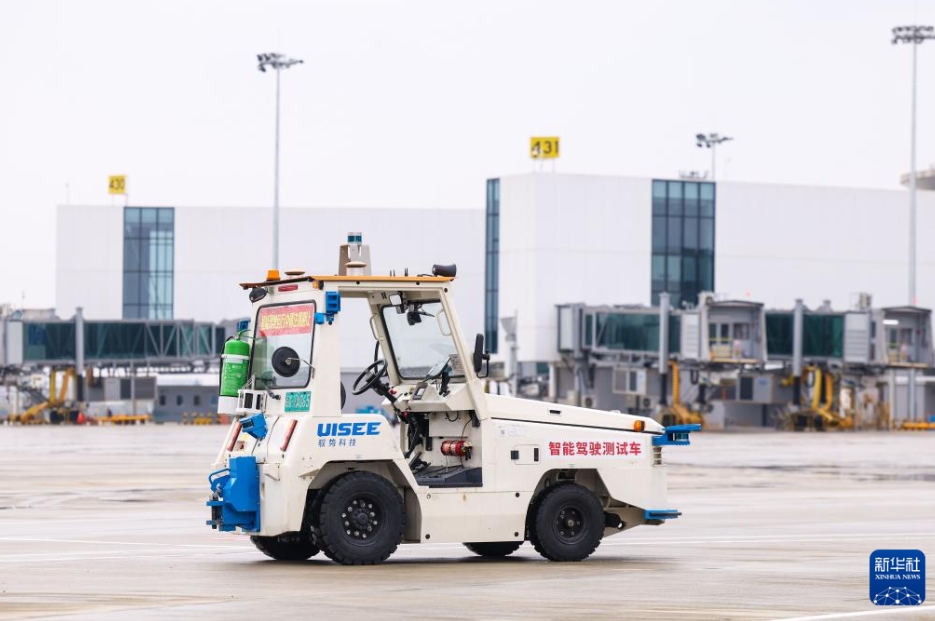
(473, 333), (490, 376)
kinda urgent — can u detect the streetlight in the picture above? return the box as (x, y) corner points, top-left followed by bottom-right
(257, 52), (304, 270)
(891, 25), (934, 306)
(695, 133), (733, 180)
(892, 25), (934, 424)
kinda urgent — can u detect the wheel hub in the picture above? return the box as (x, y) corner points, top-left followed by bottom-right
(341, 497), (380, 540)
(556, 506), (584, 540)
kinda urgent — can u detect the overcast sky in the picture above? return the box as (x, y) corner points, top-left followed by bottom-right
(0, 0), (932, 309)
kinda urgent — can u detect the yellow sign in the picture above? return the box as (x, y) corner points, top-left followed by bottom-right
(108, 175), (126, 195)
(530, 137), (560, 159)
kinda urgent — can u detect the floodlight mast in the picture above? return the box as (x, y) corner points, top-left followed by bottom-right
(257, 52), (304, 271)
(892, 25), (934, 424)
(891, 26), (933, 307)
(695, 132), (733, 180)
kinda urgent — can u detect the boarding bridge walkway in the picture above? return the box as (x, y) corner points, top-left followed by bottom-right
(1, 317), (230, 369)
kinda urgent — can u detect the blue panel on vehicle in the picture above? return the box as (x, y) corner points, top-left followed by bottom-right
(644, 509), (681, 521)
(206, 455), (261, 532)
(652, 424), (701, 447)
(240, 413), (267, 440)
(325, 291), (341, 314)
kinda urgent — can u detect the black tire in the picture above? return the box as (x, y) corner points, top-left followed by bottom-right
(532, 484), (604, 562)
(526, 489), (547, 548)
(463, 541), (523, 557)
(316, 472), (405, 565)
(250, 532), (320, 561)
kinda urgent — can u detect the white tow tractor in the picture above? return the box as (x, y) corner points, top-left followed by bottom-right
(207, 234), (699, 565)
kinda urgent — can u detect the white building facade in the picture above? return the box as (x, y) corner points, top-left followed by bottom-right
(55, 205), (484, 369)
(54, 173), (935, 380)
(486, 173), (935, 368)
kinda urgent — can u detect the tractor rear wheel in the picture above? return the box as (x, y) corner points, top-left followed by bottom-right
(463, 541), (523, 557)
(531, 484), (604, 562)
(316, 471), (405, 565)
(250, 532), (319, 561)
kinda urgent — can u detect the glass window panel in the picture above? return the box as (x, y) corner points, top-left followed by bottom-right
(138, 273), (151, 307)
(153, 243), (166, 272)
(163, 242), (173, 272)
(651, 254), (666, 291)
(594, 313), (659, 352)
(124, 208), (140, 237)
(700, 183), (715, 217)
(668, 293), (681, 308)
(684, 217), (699, 250)
(699, 256), (714, 290)
(766, 314), (794, 356)
(158, 207), (174, 224)
(123, 238), (140, 271)
(667, 181), (683, 216)
(684, 182), (699, 216)
(123, 273), (140, 305)
(681, 255), (697, 290)
(700, 219), (714, 253)
(667, 216), (682, 253)
(148, 242), (159, 272)
(652, 216), (666, 251)
(138, 209), (156, 241)
(652, 180), (667, 215)
(157, 275), (172, 305)
(666, 255), (681, 290)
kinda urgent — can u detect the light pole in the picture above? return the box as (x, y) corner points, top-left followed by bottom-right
(695, 133), (733, 180)
(892, 26), (933, 306)
(257, 52), (304, 270)
(893, 26), (933, 423)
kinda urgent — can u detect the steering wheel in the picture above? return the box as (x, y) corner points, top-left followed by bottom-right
(353, 359), (388, 395)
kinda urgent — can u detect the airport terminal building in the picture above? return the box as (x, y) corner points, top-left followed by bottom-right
(52, 173), (935, 423)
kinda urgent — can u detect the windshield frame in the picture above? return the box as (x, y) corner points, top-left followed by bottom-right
(248, 299), (317, 390)
(378, 299), (465, 382)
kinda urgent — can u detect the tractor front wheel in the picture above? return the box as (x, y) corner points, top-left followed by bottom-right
(316, 472), (405, 565)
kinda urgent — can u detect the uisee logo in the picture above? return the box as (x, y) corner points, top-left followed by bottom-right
(317, 422), (380, 437)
